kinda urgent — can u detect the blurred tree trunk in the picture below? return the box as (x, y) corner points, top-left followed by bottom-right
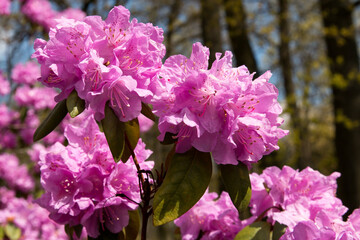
(320, 0), (360, 214)
(165, 0), (182, 59)
(200, 0), (223, 64)
(278, 0), (310, 169)
(223, 0), (258, 72)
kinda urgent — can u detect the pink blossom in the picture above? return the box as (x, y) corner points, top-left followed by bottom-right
(11, 61), (40, 85)
(0, 187), (68, 240)
(0, 70), (10, 95)
(152, 42), (287, 166)
(37, 114), (154, 237)
(174, 191), (244, 240)
(14, 85), (58, 110)
(249, 166), (348, 236)
(0, 153), (35, 193)
(0, 0), (10, 15)
(21, 0), (57, 29)
(33, 5), (165, 122)
(280, 209), (360, 240)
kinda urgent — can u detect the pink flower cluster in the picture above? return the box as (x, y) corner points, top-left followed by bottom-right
(0, 0), (10, 15)
(32, 5), (165, 122)
(0, 104), (19, 149)
(14, 85), (58, 110)
(0, 153), (34, 193)
(174, 191), (244, 240)
(0, 187), (68, 240)
(11, 61), (41, 85)
(37, 113), (154, 237)
(0, 70), (10, 96)
(249, 166), (359, 239)
(21, 0), (85, 30)
(152, 42), (287, 165)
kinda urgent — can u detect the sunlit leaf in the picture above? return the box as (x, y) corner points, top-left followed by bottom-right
(153, 148), (212, 226)
(235, 221), (271, 240)
(33, 99), (67, 142)
(4, 223), (21, 240)
(66, 90), (85, 118)
(220, 162), (252, 219)
(101, 104), (125, 162)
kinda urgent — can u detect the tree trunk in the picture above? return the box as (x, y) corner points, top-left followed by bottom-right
(223, 0), (258, 73)
(165, 0), (182, 59)
(320, 0), (360, 214)
(200, 0), (223, 64)
(278, 0), (310, 169)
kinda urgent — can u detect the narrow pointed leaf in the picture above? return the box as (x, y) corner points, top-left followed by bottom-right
(153, 148), (212, 226)
(122, 210), (140, 240)
(220, 162), (252, 219)
(235, 221), (271, 240)
(122, 118), (140, 163)
(66, 90), (85, 118)
(33, 99), (67, 142)
(101, 104), (125, 162)
(141, 102), (156, 121)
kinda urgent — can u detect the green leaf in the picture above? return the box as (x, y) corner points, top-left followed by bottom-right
(66, 90), (85, 118)
(272, 222), (286, 240)
(153, 148), (212, 226)
(122, 210), (140, 240)
(235, 221), (271, 240)
(141, 102), (156, 122)
(0, 226), (4, 240)
(101, 104), (125, 162)
(4, 223), (21, 240)
(122, 118), (140, 163)
(220, 162), (252, 219)
(33, 99), (67, 142)
(160, 132), (177, 145)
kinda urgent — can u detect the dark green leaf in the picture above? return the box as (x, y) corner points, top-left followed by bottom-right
(4, 223), (21, 240)
(153, 148), (212, 226)
(66, 90), (85, 118)
(160, 132), (177, 145)
(141, 102), (156, 122)
(122, 210), (140, 240)
(272, 222), (286, 240)
(101, 104), (125, 162)
(220, 162), (252, 219)
(122, 118), (140, 163)
(33, 99), (67, 142)
(235, 221), (271, 240)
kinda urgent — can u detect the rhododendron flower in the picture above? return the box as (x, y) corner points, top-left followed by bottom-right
(280, 209), (360, 240)
(0, 187), (68, 240)
(11, 61), (40, 85)
(0, 104), (19, 149)
(152, 42), (287, 165)
(33, 5), (165, 122)
(0, 70), (10, 96)
(14, 86), (58, 110)
(174, 191), (245, 240)
(37, 114), (154, 237)
(0, 153), (35, 192)
(0, 0), (10, 15)
(21, 0), (85, 30)
(249, 166), (348, 235)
